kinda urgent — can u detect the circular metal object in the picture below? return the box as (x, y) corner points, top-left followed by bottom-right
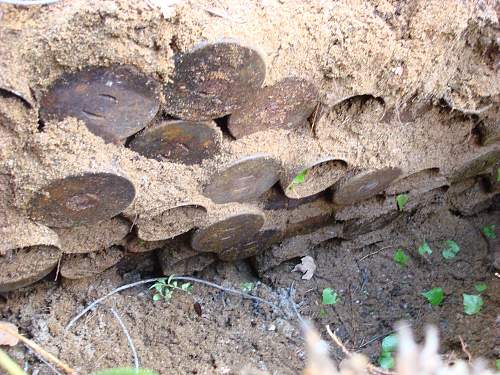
(29, 173), (136, 228)
(60, 246), (123, 280)
(228, 77), (319, 138)
(218, 229), (282, 262)
(0, 245), (61, 292)
(449, 149), (500, 183)
(163, 41), (266, 120)
(191, 212), (265, 253)
(342, 211), (401, 239)
(333, 167), (402, 205)
(40, 65), (160, 143)
(128, 120), (220, 165)
(203, 154), (281, 204)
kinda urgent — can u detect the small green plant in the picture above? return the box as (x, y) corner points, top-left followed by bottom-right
(378, 334), (398, 369)
(496, 167), (500, 182)
(322, 288), (338, 305)
(292, 169), (308, 185)
(474, 282), (487, 293)
(393, 249), (409, 266)
(418, 241), (432, 256)
(150, 276), (192, 302)
(463, 294), (483, 315)
(240, 282), (254, 293)
(421, 287), (444, 306)
(396, 194), (409, 211)
(480, 224), (496, 239)
(496, 358), (500, 370)
(441, 240), (460, 259)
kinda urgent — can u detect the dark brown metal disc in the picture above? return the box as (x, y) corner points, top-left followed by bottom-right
(449, 149), (500, 183)
(203, 154), (280, 204)
(0, 245), (61, 292)
(40, 65), (160, 143)
(60, 246), (124, 280)
(228, 77), (319, 138)
(217, 229), (282, 262)
(128, 120), (220, 165)
(342, 211), (401, 239)
(29, 173), (136, 228)
(163, 41), (266, 121)
(191, 212), (265, 253)
(333, 167), (402, 205)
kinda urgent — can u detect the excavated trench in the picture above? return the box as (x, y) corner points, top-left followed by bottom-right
(0, 1), (499, 374)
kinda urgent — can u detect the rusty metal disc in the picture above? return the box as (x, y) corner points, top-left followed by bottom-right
(60, 246), (124, 280)
(203, 154), (280, 204)
(128, 120), (220, 165)
(333, 167), (402, 205)
(40, 65), (160, 143)
(0, 245), (61, 293)
(163, 41), (266, 121)
(191, 212), (265, 253)
(449, 148), (500, 183)
(29, 173), (136, 228)
(342, 211), (401, 239)
(217, 229), (282, 262)
(228, 77), (319, 138)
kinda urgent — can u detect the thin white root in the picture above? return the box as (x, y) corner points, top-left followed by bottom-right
(110, 308), (139, 373)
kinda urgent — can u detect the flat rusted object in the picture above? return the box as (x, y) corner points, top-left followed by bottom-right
(217, 229), (282, 262)
(333, 167), (402, 205)
(128, 120), (220, 165)
(29, 173), (136, 228)
(164, 41), (266, 121)
(60, 246), (123, 280)
(449, 149), (500, 183)
(203, 154), (280, 204)
(228, 77), (319, 138)
(191, 212), (265, 253)
(0, 245), (61, 293)
(40, 65), (160, 143)
(342, 211), (401, 239)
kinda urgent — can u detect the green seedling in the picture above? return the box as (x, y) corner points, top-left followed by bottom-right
(240, 282), (254, 293)
(396, 194), (409, 211)
(441, 240), (460, 259)
(378, 334), (398, 369)
(421, 287), (444, 306)
(480, 224), (496, 239)
(463, 294), (483, 315)
(474, 282), (487, 293)
(418, 241), (432, 256)
(150, 275), (192, 302)
(92, 369), (158, 375)
(393, 249), (409, 266)
(292, 169), (308, 185)
(322, 288), (338, 305)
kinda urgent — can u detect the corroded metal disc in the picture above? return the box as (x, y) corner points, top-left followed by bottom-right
(333, 167), (402, 205)
(342, 211), (401, 239)
(203, 155), (280, 204)
(191, 212), (265, 253)
(40, 65), (160, 143)
(60, 246), (124, 280)
(228, 77), (319, 138)
(217, 229), (282, 262)
(128, 120), (220, 165)
(163, 41), (266, 120)
(449, 149), (500, 183)
(0, 245), (61, 293)
(29, 173), (136, 228)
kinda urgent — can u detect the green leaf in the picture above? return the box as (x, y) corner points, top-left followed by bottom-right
(167, 275), (175, 284)
(496, 358), (500, 370)
(240, 282), (254, 293)
(396, 194), (409, 211)
(421, 287), (444, 306)
(463, 294), (483, 315)
(181, 283), (192, 292)
(378, 351), (395, 369)
(480, 224), (496, 239)
(418, 241), (432, 256)
(322, 288), (338, 305)
(381, 334), (398, 352)
(442, 240), (460, 259)
(92, 368), (159, 375)
(393, 249), (409, 266)
(163, 289), (173, 301)
(152, 294), (162, 302)
(474, 282), (487, 293)
(292, 169), (308, 185)
(497, 167), (500, 182)
(171, 281), (178, 288)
